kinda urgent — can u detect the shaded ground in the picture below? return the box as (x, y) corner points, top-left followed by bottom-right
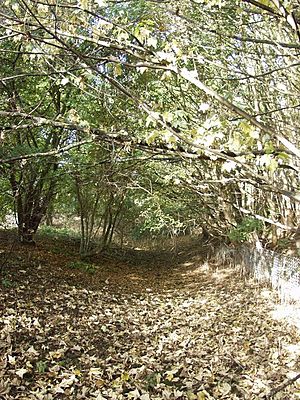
(1, 231), (300, 399)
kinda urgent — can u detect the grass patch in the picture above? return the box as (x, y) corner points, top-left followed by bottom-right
(67, 260), (96, 274)
(37, 226), (81, 255)
(38, 225), (80, 241)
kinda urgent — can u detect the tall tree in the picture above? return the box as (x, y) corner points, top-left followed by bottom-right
(1, 0), (300, 244)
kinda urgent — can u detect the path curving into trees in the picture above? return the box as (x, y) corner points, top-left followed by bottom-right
(1, 237), (300, 399)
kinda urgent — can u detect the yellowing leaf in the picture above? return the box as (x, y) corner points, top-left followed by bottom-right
(37, 4), (48, 14)
(79, 0), (89, 9)
(166, 372), (174, 381)
(89, 367), (102, 376)
(277, 152), (290, 161)
(74, 369), (82, 376)
(239, 121), (252, 135)
(162, 111), (174, 123)
(146, 130), (160, 144)
(114, 64), (122, 77)
(259, 0), (273, 7)
(121, 371), (130, 381)
(187, 391), (197, 400)
(49, 350), (64, 359)
(268, 158), (278, 173)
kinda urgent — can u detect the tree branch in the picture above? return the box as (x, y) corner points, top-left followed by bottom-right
(174, 66), (300, 159)
(0, 139), (93, 164)
(264, 373), (300, 399)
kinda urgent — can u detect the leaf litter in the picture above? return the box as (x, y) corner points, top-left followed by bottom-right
(1, 238), (300, 399)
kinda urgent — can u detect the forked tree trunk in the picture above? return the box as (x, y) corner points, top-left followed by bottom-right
(9, 162), (57, 244)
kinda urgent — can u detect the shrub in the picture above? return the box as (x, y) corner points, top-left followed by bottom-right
(38, 225), (80, 240)
(228, 218), (264, 243)
(67, 260), (96, 274)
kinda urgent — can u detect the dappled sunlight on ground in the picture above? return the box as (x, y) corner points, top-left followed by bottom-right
(180, 261), (210, 275)
(1, 234), (300, 399)
(260, 287), (300, 331)
(271, 303), (300, 331)
(211, 268), (236, 282)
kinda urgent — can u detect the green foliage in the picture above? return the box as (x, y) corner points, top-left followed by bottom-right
(131, 194), (186, 239)
(276, 238), (292, 250)
(144, 372), (161, 389)
(133, 211), (184, 239)
(0, 0), (298, 247)
(228, 218), (264, 243)
(1, 277), (14, 288)
(67, 260), (96, 274)
(36, 360), (48, 373)
(38, 226), (80, 241)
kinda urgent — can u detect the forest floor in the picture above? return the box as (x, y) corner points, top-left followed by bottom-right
(1, 231), (300, 400)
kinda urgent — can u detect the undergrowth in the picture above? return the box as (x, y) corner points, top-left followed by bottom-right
(67, 260), (96, 274)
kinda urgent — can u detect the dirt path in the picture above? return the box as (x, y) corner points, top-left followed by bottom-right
(1, 239), (300, 399)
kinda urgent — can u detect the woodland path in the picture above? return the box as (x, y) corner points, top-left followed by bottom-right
(1, 235), (300, 399)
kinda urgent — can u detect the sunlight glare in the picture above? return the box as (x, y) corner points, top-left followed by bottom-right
(271, 304), (300, 331)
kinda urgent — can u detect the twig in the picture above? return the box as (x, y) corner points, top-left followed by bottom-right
(264, 373), (300, 398)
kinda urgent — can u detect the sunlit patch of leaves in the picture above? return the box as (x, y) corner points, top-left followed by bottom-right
(1, 254), (300, 399)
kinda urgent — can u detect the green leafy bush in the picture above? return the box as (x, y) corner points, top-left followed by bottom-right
(228, 218), (264, 243)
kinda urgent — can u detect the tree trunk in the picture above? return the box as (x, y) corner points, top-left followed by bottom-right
(18, 225), (36, 245)
(9, 162), (57, 245)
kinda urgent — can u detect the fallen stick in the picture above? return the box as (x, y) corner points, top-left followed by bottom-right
(264, 372), (300, 398)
